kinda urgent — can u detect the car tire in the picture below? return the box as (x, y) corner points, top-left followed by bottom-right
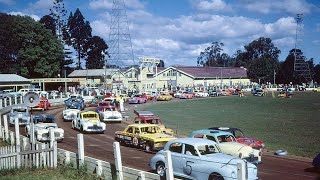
(145, 143), (153, 152)
(208, 172), (224, 180)
(156, 162), (166, 179)
(80, 126), (84, 132)
(132, 137), (139, 148)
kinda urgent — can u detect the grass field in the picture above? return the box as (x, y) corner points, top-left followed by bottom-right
(136, 91), (320, 158)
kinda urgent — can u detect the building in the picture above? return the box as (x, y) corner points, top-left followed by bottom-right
(68, 66), (250, 93)
(0, 74), (31, 90)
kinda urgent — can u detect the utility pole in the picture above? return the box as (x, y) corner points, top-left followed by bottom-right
(273, 69), (276, 85)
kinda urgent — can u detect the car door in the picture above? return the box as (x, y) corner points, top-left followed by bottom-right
(168, 142), (183, 175)
(180, 143), (202, 179)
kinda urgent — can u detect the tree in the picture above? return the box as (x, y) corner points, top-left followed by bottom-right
(50, 0), (73, 74)
(0, 13), (63, 78)
(314, 64), (320, 85)
(66, 8), (92, 69)
(39, 15), (56, 35)
(235, 37), (280, 83)
(85, 36), (108, 69)
(197, 42), (231, 67)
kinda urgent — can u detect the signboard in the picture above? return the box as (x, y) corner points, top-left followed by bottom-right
(139, 57), (160, 64)
(30, 78), (86, 83)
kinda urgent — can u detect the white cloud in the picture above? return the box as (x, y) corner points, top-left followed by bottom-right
(89, 0), (145, 10)
(8, 11), (40, 21)
(194, 0), (232, 12)
(28, 0), (53, 12)
(243, 0), (312, 14)
(0, 0), (14, 5)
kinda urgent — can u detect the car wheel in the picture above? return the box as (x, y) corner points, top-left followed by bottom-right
(208, 172), (224, 180)
(138, 100), (140, 104)
(156, 162), (166, 178)
(132, 137), (139, 148)
(145, 143), (153, 152)
(80, 126), (84, 132)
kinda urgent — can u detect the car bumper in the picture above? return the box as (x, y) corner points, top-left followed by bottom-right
(103, 117), (122, 122)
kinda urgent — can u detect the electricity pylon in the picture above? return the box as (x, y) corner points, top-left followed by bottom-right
(107, 0), (135, 69)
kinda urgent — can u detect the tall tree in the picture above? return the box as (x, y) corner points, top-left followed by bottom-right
(66, 8), (92, 69)
(85, 36), (108, 69)
(197, 42), (230, 67)
(314, 64), (320, 85)
(0, 13), (63, 78)
(235, 37), (280, 83)
(39, 15), (56, 35)
(50, 0), (73, 75)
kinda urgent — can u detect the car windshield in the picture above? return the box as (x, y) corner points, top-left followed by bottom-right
(217, 135), (236, 143)
(13, 108), (27, 113)
(140, 126), (161, 133)
(145, 119), (160, 124)
(197, 144), (220, 155)
(99, 102), (109, 106)
(82, 113), (98, 119)
(103, 107), (115, 111)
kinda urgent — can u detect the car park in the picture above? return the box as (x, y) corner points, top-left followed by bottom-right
(190, 129), (262, 164)
(72, 111), (106, 133)
(133, 110), (174, 135)
(62, 108), (81, 122)
(115, 124), (176, 152)
(99, 105), (123, 122)
(128, 94), (147, 104)
(209, 127), (265, 150)
(9, 105), (30, 126)
(149, 138), (258, 180)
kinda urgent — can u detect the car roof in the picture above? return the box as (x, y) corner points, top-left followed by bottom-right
(127, 124), (160, 128)
(168, 138), (218, 146)
(80, 111), (98, 115)
(190, 129), (234, 137)
(209, 127), (241, 132)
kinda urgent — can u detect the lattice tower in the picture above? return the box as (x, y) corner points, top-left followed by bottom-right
(107, 0), (135, 69)
(293, 13), (312, 83)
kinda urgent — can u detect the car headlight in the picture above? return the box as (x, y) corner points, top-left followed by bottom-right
(231, 171), (236, 178)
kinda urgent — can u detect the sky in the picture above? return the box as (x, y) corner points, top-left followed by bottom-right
(1, 0), (320, 67)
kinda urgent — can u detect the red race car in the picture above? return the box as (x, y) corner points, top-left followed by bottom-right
(209, 127), (265, 150)
(34, 97), (51, 111)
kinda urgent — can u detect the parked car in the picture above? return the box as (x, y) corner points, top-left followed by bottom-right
(278, 89), (293, 98)
(3, 89), (21, 97)
(194, 91), (209, 97)
(174, 91), (183, 98)
(190, 129), (261, 164)
(62, 108), (81, 122)
(33, 97), (51, 111)
(64, 97), (85, 110)
(72, 111), (106, 133)
(157, 92), (173, 101)
(209, 127), (265, 150)
(115, 124), (176, 152)
(149, 138), (258, 180)
(9, 105), (30, 126)
(128, 94), (147, 104)
(99, 106), (123, 122)
(208, 89), (221, 97)
(251, 88), (265, 96)
(25, 122), (64, 142)
(133, 110), (174, 135)
(179, 91), (193, 99)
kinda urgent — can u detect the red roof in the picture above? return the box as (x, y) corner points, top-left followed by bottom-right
(174, 66), (247, 78)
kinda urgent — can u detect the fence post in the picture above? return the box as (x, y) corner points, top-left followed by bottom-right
(77, 134), (84, 166)
(15, 117), (21, 168)
(10, 131), (14, 145)
(96, 160), (102, 176)
(49, 128), (57, 168)
(30, 120), (35, 144)
(0, 114), (2, 138)
(113, 142), (124, 180)
(65, 151), (70, 164)
(9, 96), (12, 106)
(4, 97), (7, 107)
(3, 115), (9, 142)
(164, 151), (174, 180)
(0, 98), (2, 108)
(22, 137), (28, 151)
(139, 171), (145, 180)
(60, 92), (63, 99)
(237, 161), (246, 180)
(14, 96), (18, 105)
(20, 96), (23, 104)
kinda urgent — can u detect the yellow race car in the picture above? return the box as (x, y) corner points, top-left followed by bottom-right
(156, 92), (173, 101)
(115, 124), (176, 152)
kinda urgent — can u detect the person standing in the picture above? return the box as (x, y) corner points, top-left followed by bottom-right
(119, 96), (124, 112)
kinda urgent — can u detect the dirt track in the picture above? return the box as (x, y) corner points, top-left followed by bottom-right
(19, 101), (320, 180)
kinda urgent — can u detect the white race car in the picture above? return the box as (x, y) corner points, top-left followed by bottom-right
(9, 105), (30, 126)
(99, 106), (123, 122)
(63, 108), (81, 122)
(72, 111), (106, 133)
(25, 123), (64, 142)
